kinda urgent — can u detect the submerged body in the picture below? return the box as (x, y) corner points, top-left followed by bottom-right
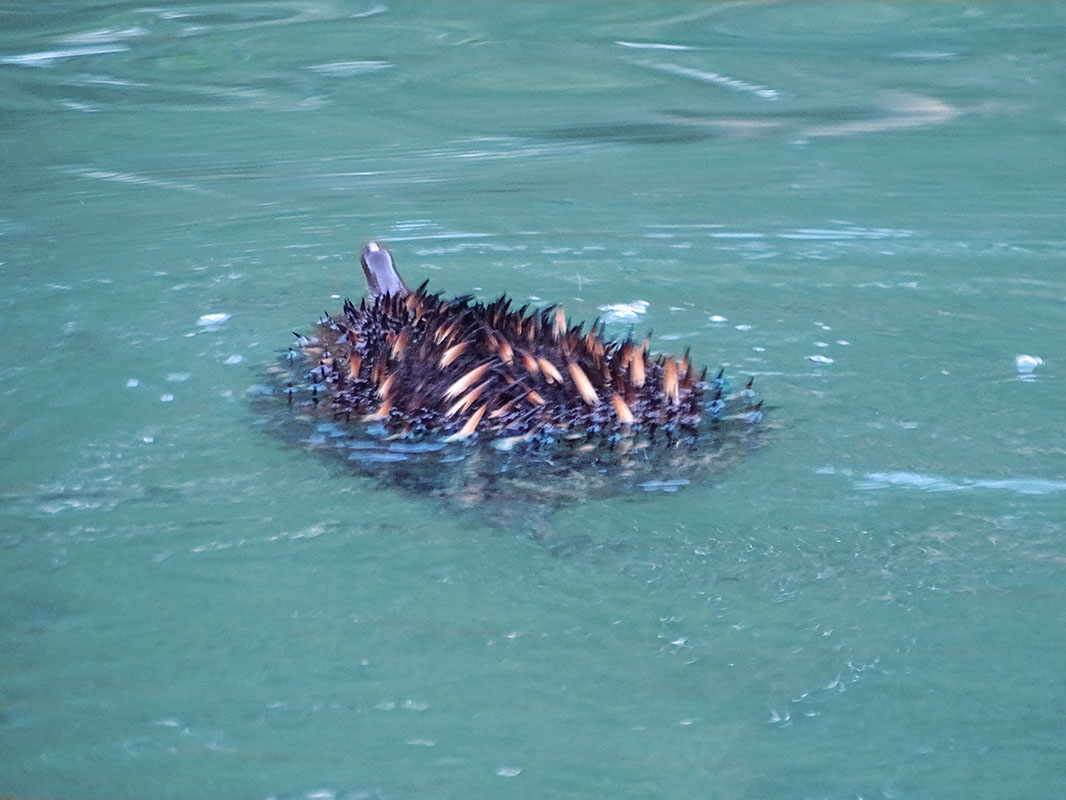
(255, 242), (765, 510)
(295, 243), (760, 446)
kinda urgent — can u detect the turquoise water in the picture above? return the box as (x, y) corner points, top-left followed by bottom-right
(3, 2), (1065, 798)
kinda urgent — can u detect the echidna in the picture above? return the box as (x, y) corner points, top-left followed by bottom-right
(289, 242), (761, 449)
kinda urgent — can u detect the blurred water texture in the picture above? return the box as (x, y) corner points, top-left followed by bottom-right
(2, 2), (1065, 799)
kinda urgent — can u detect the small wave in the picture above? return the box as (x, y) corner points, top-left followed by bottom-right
(639, 479), (691, 493)
(348, 450), (409, 463)
(632, 60), (779, 100)
(598, 300), (649, 323)
(152, 1), (358, 29)
(616, 41), (696, 51)
(385, 232), (495, 242)
(197, 312), (231, 327)
(1, 45), (129, 67)
(1015, 354), (1043, 382)
(890, 51), (960, 61)
(305, 60), (392, 77)
(57, 27), (148, 45)
(855, 471), (1066, 496)
(65, 167), (222, 197)
(777, 227), (912, 241)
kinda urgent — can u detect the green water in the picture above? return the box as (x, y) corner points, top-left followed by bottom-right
(3, 2), (1065, 798)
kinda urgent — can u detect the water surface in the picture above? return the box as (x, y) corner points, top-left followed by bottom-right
(2, 2), (1065, 799)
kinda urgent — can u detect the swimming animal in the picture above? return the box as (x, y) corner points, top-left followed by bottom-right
(290, 242), (761, 447)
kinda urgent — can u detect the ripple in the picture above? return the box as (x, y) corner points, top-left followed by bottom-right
(778, 227), (912, 241)
(1015, 354), (1043, 381)
(615, 41), (696, 51)
(197, 312), (231, 327)
(639, 479), (691, 493)
(149, 2), (338, 29)
(1, 45), (129, 67)
(65, 167), (222, 197)
(306, 60), (392, 77)
(630, 59), (780, 100)
(56, 27), (148, 45)
(854, 471), (1066, 495)
(598, 300), (649, 323)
